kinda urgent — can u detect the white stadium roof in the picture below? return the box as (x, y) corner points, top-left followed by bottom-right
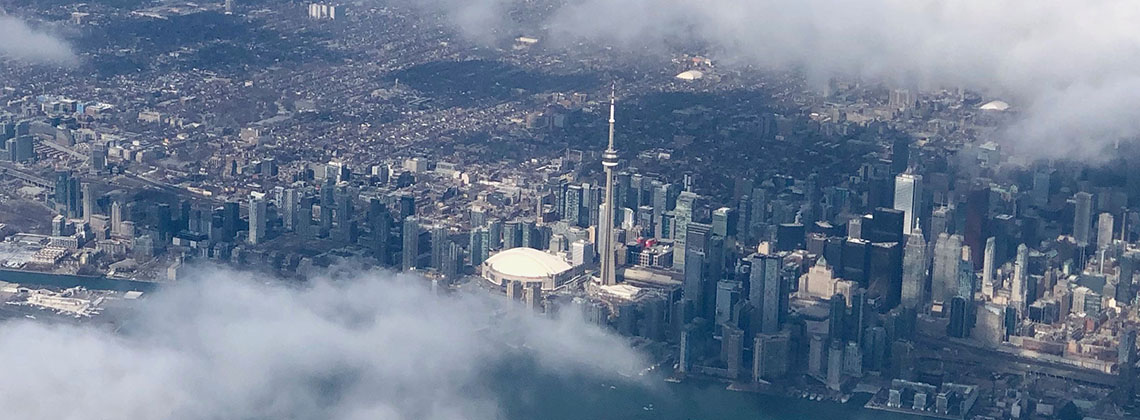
(979, 100), (1010, 111)
(483, 247), (572, 279)
(675, 70), (704, 81)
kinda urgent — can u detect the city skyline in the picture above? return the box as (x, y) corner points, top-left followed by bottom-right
(0, 1), (1136, 419)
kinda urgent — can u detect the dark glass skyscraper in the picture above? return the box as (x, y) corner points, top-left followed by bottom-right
(749, 253), (785, 336)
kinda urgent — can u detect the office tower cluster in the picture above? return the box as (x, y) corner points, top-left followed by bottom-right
(10, 74), (1140, 418)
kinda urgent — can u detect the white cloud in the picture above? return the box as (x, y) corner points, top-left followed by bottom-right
(0, 15), (77, 66)
(0, 265), (645, 419)
(420, 0), (1140, 161)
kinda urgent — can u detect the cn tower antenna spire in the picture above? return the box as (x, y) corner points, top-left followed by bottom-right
(607, 83), (616, 148)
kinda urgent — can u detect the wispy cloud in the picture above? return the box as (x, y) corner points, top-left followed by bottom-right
(0, 15), (77, 66)
(0, 265), (645, 419)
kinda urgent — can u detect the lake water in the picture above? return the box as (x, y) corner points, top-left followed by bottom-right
(0, 268), (159, 292)
(496, 369), (922, 420)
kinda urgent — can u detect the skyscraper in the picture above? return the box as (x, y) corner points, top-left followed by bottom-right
(81, 183), (96, 223)
(636, 205), (656, 237)
(110, 201), (123, 236)
(368, 198), (390, 264)
(503, 220), (522, 249)
(963, 186), (988, 269)
(585, 183), (603, 229)
(156, 203), (172, 242)
(750, 187), (769, 238)
(223, 200), (240, 240)
(297, 196), (314, 239)
(55, 171), (81, 219)
(402, 216), (420, 271)
(828, 293), (846, 342)
(564, 184), (583, 226)
(1011, 244), (1029, 313)
(248, 196), (267, 245)
(749, 253), (785, 336)
(281, 188), (299, 231)
(1073, 192), (1093, 247)
(932, 233), (963, 304)
(318, 199), (333, 238)
(947, 296), (971, 338)
(869, 242), (904, 310)
(894, 173), (922, 235)
(721, 325), (744, 379)
(486, 218), (502, 250)
(398, 194), (415, 220)
(1032, 169), (1050, 207)
(89, 143), (107, 172)
(957, 245), (975, 300)
(683, 223), (712, 318)
(901, 228), (926, 309)
(653, 183), (679, 239)
(470, 206), (487, 229)
(599, 86), (620, 286)
(715, 280), (742, 328)
(673, 191), (699, 270)
(470, 227), (489, 266)
(1119, 251), (1138, 305)
(982, 237), (996, 293)
(864, 207), (904, 244)
(753, 332), (790, 381)
(1097, 212), (1114, 251)
(712, 206), (737, 251)
(442, 242), (463, 282)
(1117, 328), (1138, 404)
(430, 226), (448, 270)
(891, 136), (910, 174)
(334, 184), (354, 242)
(929, 206), (953, 237)
(520, 220), (538, 249)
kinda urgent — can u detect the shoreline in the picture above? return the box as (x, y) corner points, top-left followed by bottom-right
(666, 371), (859, 405)
(0, 268), (161, 292)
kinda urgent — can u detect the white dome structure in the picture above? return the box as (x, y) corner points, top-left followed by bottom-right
(979, 100), (1010, 111)
(675, 70), (704, 81)
(481, 247), (576, 291)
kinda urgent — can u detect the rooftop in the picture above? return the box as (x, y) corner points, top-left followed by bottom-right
(484, 247), (572, 279)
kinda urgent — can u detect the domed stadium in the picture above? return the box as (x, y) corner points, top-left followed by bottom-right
(481, 247), (576, 291)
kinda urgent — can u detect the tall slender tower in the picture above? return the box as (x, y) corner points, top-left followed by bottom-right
(599, 85), (619, 286)
(1073, 192), (1093, 247)
(901, 228), (926, 309)
(893, 173), (922, 235)
(982, 237), (996, 292)
(1011, 243), (1029, 313)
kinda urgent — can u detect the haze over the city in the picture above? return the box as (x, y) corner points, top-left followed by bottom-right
(0, 0), (1136, 419)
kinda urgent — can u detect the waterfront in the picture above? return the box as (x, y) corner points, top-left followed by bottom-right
(498, 371), (923, 420)
(0, 269), (159, 293)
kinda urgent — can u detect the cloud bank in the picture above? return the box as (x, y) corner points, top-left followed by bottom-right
(0, 265), (644, 419)
(414, 0), (1140, 161)
(0, 15), (77, 65)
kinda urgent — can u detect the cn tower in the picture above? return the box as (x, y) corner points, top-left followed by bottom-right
(599, 84), (619, 286)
